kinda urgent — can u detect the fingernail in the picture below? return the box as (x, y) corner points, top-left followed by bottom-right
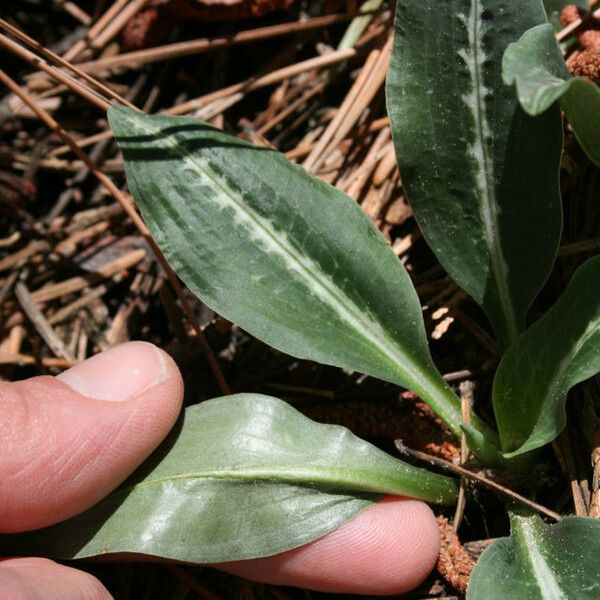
(57, 342), (167, 401)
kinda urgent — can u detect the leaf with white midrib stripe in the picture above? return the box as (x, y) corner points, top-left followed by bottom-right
(2, 394), (458, 562)
(467, 513), (600, 599)
(459, 0), (518, 342)
(493, 255), (600, 456)
(108, 105), (464, 434)
(386, 0), (563, 348)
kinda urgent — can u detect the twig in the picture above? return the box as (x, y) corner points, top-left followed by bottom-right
(86, 0), (150, 53)
(48, 284), (109, 325)
(63, 0), (130, 61)
(316, 36), (390, 175)
(0, 271), (18, 308)
(54, 0), (92, 25)
(394, 440), (563, 521)
(342, 127), (390, 198)
(559, 238), (600, 256)
(553, 429), (588, 516)
(170, 48), (359, 117)
(0, 353), (78, 368)
(303, 46), (380, 171)
(257, 81), (325, 136)
(48, 47), (359, 157)
(15, 281), (75, 361)
(30, 249), (145, 303)
(579, 385), (600, 518)
(45, 72), (149, 223)
(443, 369), (474, 383)
(0, 33), (110, 112)
(266, 382), (335, 399)
(0, 18), (137, 110)
(556, 5), (600, 43)
(76, 13), (369, 74)
(453, 381), (474, 530)
(0, 240), (50, 272)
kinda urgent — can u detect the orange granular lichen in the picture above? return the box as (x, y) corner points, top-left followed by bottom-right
(436, 515), (476, 594)
(579, 30), (600, 50)
(561, 3), (582, 26)
(401, 395), (461, 463)
(569, 49), (600, 83)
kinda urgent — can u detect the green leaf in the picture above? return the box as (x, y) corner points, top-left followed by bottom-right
(386, 0), (563, 347)
(503, 22), (600, 166)
(493, 256), (600, 456)
(1, 394), (458, 562)
(467, 513), (600, 599)
(107, 105), (468, 437)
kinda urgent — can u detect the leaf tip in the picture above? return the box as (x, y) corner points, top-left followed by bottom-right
(107, 104), (144, 137)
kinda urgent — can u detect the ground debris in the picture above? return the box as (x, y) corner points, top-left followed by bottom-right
(436, 515), (476, 595)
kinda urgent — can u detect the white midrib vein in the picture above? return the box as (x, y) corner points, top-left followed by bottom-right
(515, 518), (564, 599)
(129, 466), (421, 495)
(459, 0), (519, 342)
(121, 111), (442, 405)
(118, 465), (453, 504)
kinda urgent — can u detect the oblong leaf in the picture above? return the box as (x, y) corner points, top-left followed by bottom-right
(1, 394), (458, 562)
(386, 0), (563, 347)
(467, 513), (600, 599)
(108, 105), (466, 436)
(503, 22), (600, 166)
(493, 255), (600, 456)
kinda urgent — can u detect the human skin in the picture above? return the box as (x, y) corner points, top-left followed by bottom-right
(0, 342), (440, 598)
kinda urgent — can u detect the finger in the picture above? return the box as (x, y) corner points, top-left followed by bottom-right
(217, 497), (440, 596)
(0, 342), (183, 533)
(0, 557), (111, 600)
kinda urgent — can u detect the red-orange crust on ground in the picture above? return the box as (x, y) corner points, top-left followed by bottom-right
(560, 3), (582, 26)
(557, 4), (600, 84)
(399, 392), (461, 463)
(436, 515), (476, 594)
(569, 49), (600, 83)
(579, 29), (600, 50)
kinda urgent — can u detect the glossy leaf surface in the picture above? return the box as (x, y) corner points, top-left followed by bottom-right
(108, 105), (466, 435)
(386, 0), (563, 347)
(467, 513), (600, 599)
(503, 22), (600, 166)
(2, 395), (457, 562)
(494, 256), (600, 456)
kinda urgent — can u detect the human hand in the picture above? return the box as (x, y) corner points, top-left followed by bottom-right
(0, 342), (439, 598)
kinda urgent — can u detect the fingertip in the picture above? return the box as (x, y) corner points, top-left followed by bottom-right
(0, 557), (112, 599)
(58, 341), (182, 407)
(0, 343), (184, 532)
(123, 342), (185, 436)
(217, 496), (440, 595)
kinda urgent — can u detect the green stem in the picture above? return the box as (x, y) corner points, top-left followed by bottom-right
(411, 370), (503, 464)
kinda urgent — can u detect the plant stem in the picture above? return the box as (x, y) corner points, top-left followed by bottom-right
(411, 370), (502, 464)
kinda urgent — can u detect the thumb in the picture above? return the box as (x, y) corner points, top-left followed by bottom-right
(0, 342), (183, 533)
